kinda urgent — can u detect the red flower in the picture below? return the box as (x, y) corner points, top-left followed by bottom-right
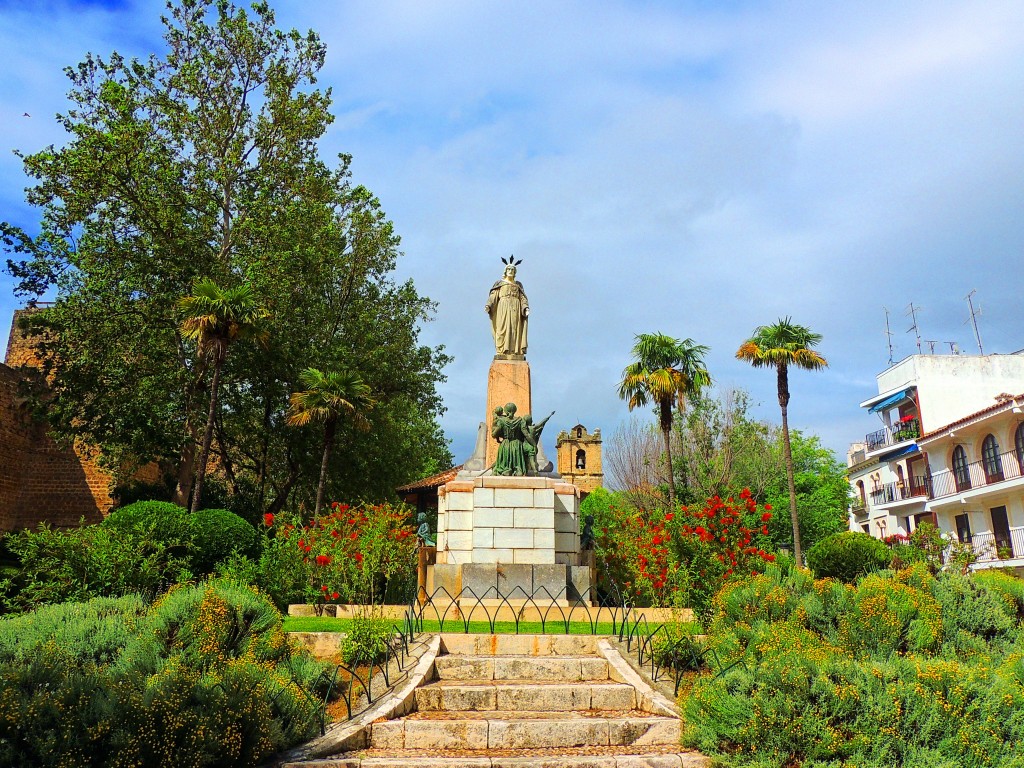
(331, 591), (340, 600)
(263, 513), (275, 527)
(764, 503), (772, 511)
(316, 555), (331, 566)
(761, 512), (772, 522)
(354, 552), (364, 564)
(664, 512), (675, 522)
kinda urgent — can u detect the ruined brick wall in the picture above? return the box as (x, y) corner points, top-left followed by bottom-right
(1, 311), (114, 531)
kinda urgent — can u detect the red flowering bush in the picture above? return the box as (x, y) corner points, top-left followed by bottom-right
(267, 502), (416, 613)
(593, 488), (775, 614)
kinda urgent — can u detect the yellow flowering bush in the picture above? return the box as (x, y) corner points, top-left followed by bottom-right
(683, 565), (1024, 767)
(0, 581), (331, 767)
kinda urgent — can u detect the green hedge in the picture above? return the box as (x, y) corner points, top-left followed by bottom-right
(0, 582), (330, 767)
(806, 531), (892, 582)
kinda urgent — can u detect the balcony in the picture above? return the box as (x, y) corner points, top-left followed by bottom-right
(968, 528), (1024, 564)
(928, 446), (1024, 500)
(869, 477), (929, 507)
(865, 418), (920, 452)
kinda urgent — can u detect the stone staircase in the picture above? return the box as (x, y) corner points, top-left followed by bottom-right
(282, 634), (708, 767)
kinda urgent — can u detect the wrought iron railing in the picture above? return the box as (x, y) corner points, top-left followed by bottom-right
(966, 529), (1024, 563)
(865, 419), (920, 451)
(303, 575), (755, 729)
(927, 447), (1024, 499)
(868, 477), (929, 506)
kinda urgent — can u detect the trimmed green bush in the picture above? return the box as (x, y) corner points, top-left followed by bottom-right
(102, 499), (192, 553)
(188, 508), (259, 574)
(0, 581), (332, 767)
(806, 531), (891, 582)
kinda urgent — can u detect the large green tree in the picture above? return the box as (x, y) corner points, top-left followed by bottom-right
(618, 333), (711, 509)
(736, 318), (828, 563)
(2, 0), (450, 511)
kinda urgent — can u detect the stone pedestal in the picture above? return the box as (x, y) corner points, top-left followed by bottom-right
(485, 359), (531, 468)
(428, 475), (589, 602)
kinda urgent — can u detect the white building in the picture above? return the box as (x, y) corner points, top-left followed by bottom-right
(848, 352), (1024, 571)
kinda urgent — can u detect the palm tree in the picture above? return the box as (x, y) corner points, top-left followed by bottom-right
(287, 367), (375, 518)
(618, 333), (712, 510)
(179, 279), (268, 513)
(736, 317), (828, 564)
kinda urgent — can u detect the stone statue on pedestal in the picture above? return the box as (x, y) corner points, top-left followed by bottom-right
(485, 257), (528, 358)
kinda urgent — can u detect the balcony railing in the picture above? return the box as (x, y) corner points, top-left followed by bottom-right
(865, 418), (921, 452)
(968, 528), (1024, 563)
(869, 477), (929, 507)
(927, 446), (1024, 500)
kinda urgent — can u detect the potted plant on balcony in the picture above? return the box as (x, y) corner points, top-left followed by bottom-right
(893, 414), (919, 442)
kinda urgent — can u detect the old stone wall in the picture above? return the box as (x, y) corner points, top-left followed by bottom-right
(1, 309), (115, 531)
(0, 362), (113, 531)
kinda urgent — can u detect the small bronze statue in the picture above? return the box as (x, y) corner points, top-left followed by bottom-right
(580, 514), (596, 551)
(416, 510), (435, 548)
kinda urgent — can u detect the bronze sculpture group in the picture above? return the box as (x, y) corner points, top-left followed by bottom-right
(491, 402), (553, 476)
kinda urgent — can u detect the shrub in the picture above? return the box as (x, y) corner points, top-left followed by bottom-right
(0, 523), (190, 612)
(806, 531), (891, 583)
(0, 582), (332, 767)
(340, 611), (397, 665)
(973, 568), (1024, 622)
(101, 500), (192, 549)
(683, 567), (1024, 768)
(188, 508), (259, 574)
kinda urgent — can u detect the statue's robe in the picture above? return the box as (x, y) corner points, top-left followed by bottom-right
(486, 278), (528, 356)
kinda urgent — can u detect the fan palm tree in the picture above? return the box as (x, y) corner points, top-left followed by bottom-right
(736, 318), (828, 564)
(287, 367), (375, 518)
(618, 333), (712, 509)
(179, 279), (268, 513)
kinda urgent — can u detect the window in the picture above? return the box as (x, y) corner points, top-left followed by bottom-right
(982, 434), (1004, 483)
(856, 480), (866, 505)
(576, 426), (583, 438)
(954, 512), (971, 543)
(1015, 422), (1024, 472)
(575, 449), (586, 470)
(952, 446), (971, 491)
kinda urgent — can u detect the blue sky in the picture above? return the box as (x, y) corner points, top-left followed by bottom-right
(2, 0), (1022, 472)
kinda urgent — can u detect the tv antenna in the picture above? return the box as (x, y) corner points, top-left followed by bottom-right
(883, 307), (895, 364)
(906, 302), (922, 354)
(965, 290), (984, 354)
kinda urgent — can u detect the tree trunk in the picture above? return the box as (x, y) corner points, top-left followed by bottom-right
(659, 399), (676, 511)
(314, 419), (337, 519)
(190, 355), (223, 514)
(776, 363), (802, 564)
(172, 438), (197, 507)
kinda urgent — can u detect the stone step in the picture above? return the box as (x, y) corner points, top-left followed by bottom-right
(283, 746), (710, 767)
(369, 713), (680, 750)
(439, 634), (603, 657)
(415, 680), (637, 712)
(434, 654), (609, 682)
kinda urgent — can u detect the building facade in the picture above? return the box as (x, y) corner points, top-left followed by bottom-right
(847, 352), (1024, 571)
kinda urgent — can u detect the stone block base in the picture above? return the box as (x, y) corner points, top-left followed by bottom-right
(426, 562), (594, 603)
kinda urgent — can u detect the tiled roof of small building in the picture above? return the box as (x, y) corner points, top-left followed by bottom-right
(395, 465), (462, 493)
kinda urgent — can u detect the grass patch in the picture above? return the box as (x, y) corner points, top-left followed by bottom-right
(283, 615), (695, 635)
